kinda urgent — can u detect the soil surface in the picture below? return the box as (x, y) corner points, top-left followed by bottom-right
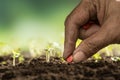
(0, 56), (120, 80)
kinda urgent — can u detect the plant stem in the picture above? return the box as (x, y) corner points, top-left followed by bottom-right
(13, 57), (15, 66)
(46, 50), (50, 62)
(105, 47), (110, 56)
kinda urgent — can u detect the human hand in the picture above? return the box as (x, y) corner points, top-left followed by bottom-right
(63, 0), (120, 62)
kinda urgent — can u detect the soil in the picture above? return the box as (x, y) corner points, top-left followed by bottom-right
(0, 56), (120, 80)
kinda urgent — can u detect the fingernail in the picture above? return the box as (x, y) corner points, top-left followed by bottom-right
(67, 55), (73, 63)
(83, 21), (94, 30)
(73, 51), (87, 63)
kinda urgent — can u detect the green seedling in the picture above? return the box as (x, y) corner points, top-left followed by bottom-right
(45, 49), (50, 62)
(111, 57), (120, 61)
(92, 53), (102, 63)
(18, 55), (24, 63)
(60, 57), (66, 62)
(43, 42), (63, 62)
(93, 53), (102, 60)
(49, 42), (63, 57)
(12, 48), (24, 66)
(0, 61), (7, 65)
(105, 47), (112, 57)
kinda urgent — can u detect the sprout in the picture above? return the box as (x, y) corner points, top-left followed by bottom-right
(49, 48), (55, 57)
(45, 49), (50, 62)
(12, 48), (24, 66)
(93, 53), (101, 60)
(43, 42), (63, 62)
(111, 57), (120, 61)
(105, 47), (112, 57)
(47, 42), (63, 58)
(18, 55), (24, 63)
(60, 57), (66, 63)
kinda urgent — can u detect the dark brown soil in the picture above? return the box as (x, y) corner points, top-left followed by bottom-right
(0, 56), (120, 80)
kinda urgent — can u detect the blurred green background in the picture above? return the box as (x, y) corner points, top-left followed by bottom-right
(0, 0), (80, 48)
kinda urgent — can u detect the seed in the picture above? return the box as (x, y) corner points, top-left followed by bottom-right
(67, 55), (73, 63)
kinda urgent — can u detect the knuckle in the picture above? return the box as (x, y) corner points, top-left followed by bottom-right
(64, 15), (74, 28)
(64, 15), (71, 27)
(85, 40), (96, 50)
(82, 40), (98, 57)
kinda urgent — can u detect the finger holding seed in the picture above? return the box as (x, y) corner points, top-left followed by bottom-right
(64, 0), (120, 63)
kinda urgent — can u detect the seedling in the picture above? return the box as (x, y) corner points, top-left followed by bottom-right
(111, 57), (120, 61)
(18, 55), (24, 63)
(44, 42), (63, 62)
(93, 53), (101, 60)
(12, 48), (24, 66)
(60, 57), (66, 63)
(45, 49), (50, 62)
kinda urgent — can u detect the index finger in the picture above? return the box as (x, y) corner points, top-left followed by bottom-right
(63, 0), (96, 60)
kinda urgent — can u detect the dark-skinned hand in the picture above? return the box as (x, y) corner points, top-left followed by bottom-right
(63, 0), (120, 63)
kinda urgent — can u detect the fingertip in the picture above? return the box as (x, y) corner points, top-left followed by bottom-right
(73, 51), (87, 63)
(63, 53), (67, 60)
(63, 52), (71, 60)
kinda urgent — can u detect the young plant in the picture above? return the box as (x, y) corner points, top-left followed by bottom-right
(18, 55), (24, 64)
(92, 53), (102, 62)
(44, 42), (63, 62)
(111, 57), (120, 61)
(50, 42), (63, 58)
(45, 49), (50, 62)
(12, 48), (24, 66)
(60, 57), (66, 63)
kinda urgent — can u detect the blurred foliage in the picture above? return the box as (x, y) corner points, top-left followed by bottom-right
(0, 42), (12, 56)
(0, 0), (80, 49)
